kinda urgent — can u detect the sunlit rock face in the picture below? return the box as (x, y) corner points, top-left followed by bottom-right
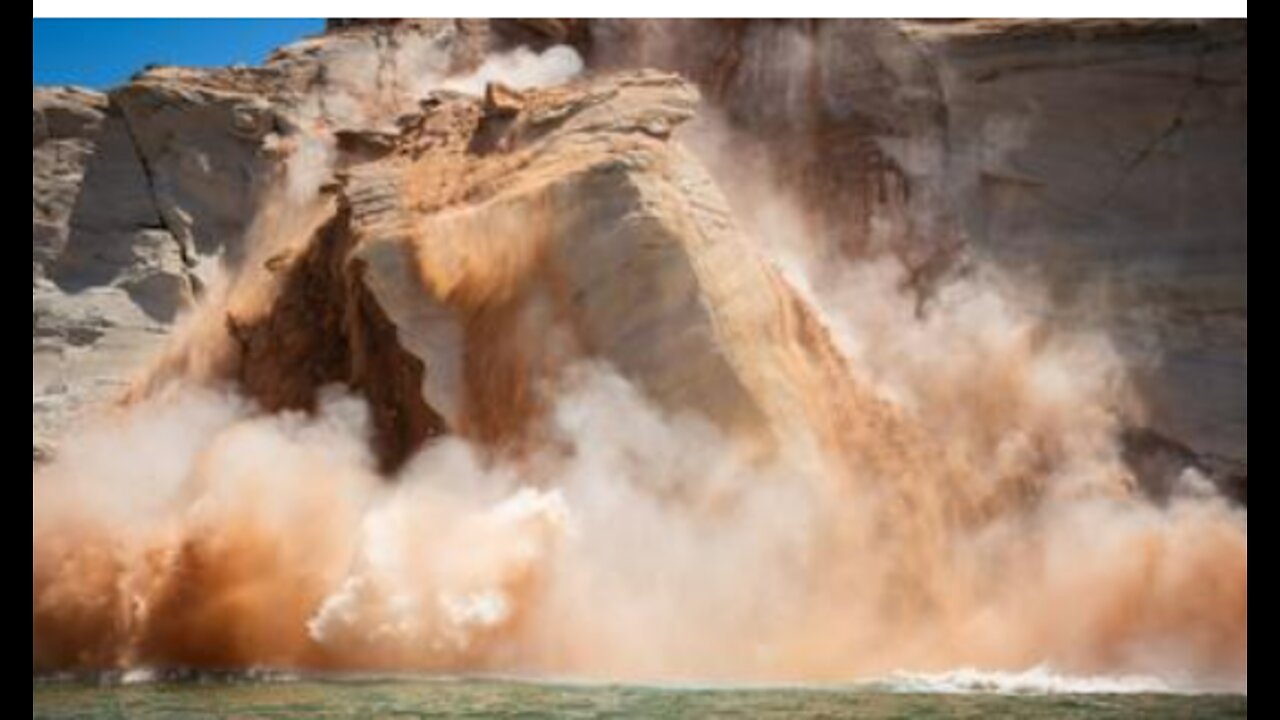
(348, 72), (819, 458)
(34, 87), (193, 463)
(572, 19), (961, 289)
(30, 21), (896, 474)
(33, 19), (1246, 487)
(469, 18), (1250, 488)
(190, 68), (884, 474)
(32, 21), (491, 460)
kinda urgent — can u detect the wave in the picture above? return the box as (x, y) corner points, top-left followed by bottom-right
(33, 667), (304, 687)
(863, 665), (1244, 695)
(34, 665), (1246, 697)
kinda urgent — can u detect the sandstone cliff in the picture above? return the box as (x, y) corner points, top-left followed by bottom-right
(904, 19), (1247, 486)
(33, 19), (1246, 497)
(562, 18), (1248, 491)
(34, 87), (193, 463)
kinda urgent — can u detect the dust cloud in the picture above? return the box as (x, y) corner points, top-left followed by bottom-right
(32, 37), (1245, 692)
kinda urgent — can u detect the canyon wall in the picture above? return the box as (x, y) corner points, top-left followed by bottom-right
(567, 18), (1249, 493)
(33, 19), (1246, 489)
(907, 20), (1247, 490)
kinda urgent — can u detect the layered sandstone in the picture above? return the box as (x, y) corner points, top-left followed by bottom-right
(497, 18), (1250, 492)
(902, 19), (1248, 487)
(34, 87), (194, 463)
(33, 19), (1246, 497)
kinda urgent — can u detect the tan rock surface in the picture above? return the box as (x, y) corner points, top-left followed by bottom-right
(34, 87), (192, 460)
(33, 19), (1246, 488)
(572, 18), (1247, 482)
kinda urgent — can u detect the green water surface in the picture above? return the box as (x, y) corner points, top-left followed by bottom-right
(32, 677), (1248, 719)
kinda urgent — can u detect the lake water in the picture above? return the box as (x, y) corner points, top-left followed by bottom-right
(32, 674), (1247, 719)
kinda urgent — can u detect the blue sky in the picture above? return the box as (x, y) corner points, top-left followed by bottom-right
(33, 19), (324, 89)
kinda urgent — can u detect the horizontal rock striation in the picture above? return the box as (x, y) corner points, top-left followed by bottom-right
(33, 19), (1246, 493)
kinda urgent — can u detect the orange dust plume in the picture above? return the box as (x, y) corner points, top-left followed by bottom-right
(33, 37), (1245, 692)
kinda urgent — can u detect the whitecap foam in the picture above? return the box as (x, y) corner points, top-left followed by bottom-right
(867, 665), (1178, 695)
(120, 668), (159, 686)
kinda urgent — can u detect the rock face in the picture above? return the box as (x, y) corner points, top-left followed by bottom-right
(34, 87), (194, 461)
(576, 19), (962, 281)
(555, 18), (1248, 485)
(31, 20), (495, 459)
(225, 70), (905, 478)
(33, 19), (1246, 488)
(362, 69), (946, 488)
(902, 20), (1248, 483)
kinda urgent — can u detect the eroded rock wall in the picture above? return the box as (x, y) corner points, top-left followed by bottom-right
(903, 19), (1248, 483)
(33, 19), (1247, 489)
(34, 87), (194, 461)
(554, 18), (1247, 484)
(32, 21), (496, 460)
